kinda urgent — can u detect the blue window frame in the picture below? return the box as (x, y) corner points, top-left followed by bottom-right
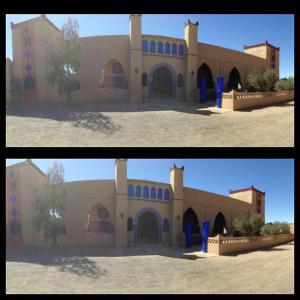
(128, 184), (134, 197)
(157, 188), (163, 199)
(150, 187), (156, 199)
(172, 44), (177, 55)
(135, 185), (141, 198)
(164, 189), (170, 200)
(163, 219), (170, 232)
(177, 74), (184, 87)
(178, 44), (184, 56)
(158, 41), (163, 54)
(143, 186), (149, 198)
(165, 42), (170, 54)
(142, 40), (148, 52)
(150, 41), (156, 53)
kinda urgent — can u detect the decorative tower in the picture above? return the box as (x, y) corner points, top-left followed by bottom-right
(170, 164), (184, 246)
(184, 19), (199, 102)
(244, 40), (280, 79)
(129, 14), (143, 103)
(115, 159), (128, 247)
(229, 185), (265, 222)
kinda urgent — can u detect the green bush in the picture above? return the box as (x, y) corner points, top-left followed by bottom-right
(247, 69), (277, 92)
(260, 221), (290, 236)
(275, 77), (294, 91)
(233, 213), (263, 237)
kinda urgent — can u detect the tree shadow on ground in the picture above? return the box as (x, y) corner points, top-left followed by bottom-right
(52, 256), (106, 279)
(64, 112), (121, 133)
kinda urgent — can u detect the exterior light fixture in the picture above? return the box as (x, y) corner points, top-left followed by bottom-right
(191, 71), (194, 76)
(177, 215), (180, 221)
(135, 68), (139, 74)
(120, 212), (124, 218)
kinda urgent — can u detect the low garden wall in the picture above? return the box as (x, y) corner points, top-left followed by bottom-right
(221, 90), (294, 111)
(207, 233), (294, 255)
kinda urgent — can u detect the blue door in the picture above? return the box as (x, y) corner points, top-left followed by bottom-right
(216, 76), (224, 108)
(201, 221), (210, 252)
(184, 222), (193, 248)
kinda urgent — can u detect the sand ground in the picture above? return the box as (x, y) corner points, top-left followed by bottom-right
(6, 242), (294, 294)
(6, 100), (294, 147)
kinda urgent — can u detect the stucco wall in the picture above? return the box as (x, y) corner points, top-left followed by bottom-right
(221, 90), (294, 111)
(6, 58), (13, 103)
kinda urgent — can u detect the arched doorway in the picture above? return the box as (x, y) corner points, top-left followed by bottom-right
(227, 68), (241, 90)
(100, 59), (128, 89)
(137, 211), (159, 243)
(197, 63), (215, 89)
(148, 62), (176, 99)
(213, 212), (227, 235)
(183, 208), (200, 244)
(151, 67), (173, 98)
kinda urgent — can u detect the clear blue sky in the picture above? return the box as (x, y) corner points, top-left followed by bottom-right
(6, 14), (294, 78)
(6, 159), (294, 223)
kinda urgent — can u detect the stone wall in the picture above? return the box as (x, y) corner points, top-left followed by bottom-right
(207, 233), (294, 255)
(221, 90), (294, 111)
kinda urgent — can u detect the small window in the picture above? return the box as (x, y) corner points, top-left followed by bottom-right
(142, 73), (148, 87)
(24, 36), (31, 47)
(136, 185), (142, 198)
(177, 74), (184, 87)
(24, 76), (35, 90)
(150, 41), (156, 53)
(158, 41), (163, 54)
(172, 44), (177, 55)
(9, 219), (21, 234)
(127, 217), (133, 231)
(143, 186), (149, 198)
(178, 44), (184, 56)
(157, 188), (163, 200)
(142, 40), (148, 53)
(164, 189), (170, 200)
(10, 181), (17, 192)
(128, 184), (134, 198)
(163, 219), (170, 232)
(150, 187), (156, 199)
(165, 42), (171, 54)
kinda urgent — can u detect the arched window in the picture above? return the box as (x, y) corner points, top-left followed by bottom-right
(142, 73), (148, 87)
(100, 59), (128, 89)
(163, 219), (170, 232)
(172, 43), (177, 55)
(127, 217), (133, 231)
(178, 44), (184, 56)
(143, 186), (149, 198)
(135, 185), (141, 198)
(157, 188), (163, 200)
(128, 184), (134, 198)
(142, 40), (148, 52)
(213, 212), (227, 235)
(165, 42), (171, 54)
(150, 41), (156, 53)
(164, 189), (170, 200)
(157, 41), (163, 54)
(150, 187), (156, 199)
(86, 204), (113, 233)
(177, 74), (184, 87)
(183, 208), (199, 234)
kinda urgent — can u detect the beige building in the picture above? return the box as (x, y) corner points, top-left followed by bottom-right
(6, 159), (265, 248)
(7, 14), (279, 103)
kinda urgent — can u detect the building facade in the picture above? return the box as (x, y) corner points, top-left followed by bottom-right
(6, 159), (265, 248)
(7, 14), (279, 103)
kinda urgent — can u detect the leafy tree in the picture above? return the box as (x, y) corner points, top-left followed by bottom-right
(47, 18), (80, 102)
(249, 213), (263, 236)
(232, 215), (253, 236)
(247, 69), (277, 92)
(33, 162), (67, 246)
(275, 77), (294, 91)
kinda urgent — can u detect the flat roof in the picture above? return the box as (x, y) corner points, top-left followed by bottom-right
(244, 40), (280, 51)
(229, 185), (265, 195)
